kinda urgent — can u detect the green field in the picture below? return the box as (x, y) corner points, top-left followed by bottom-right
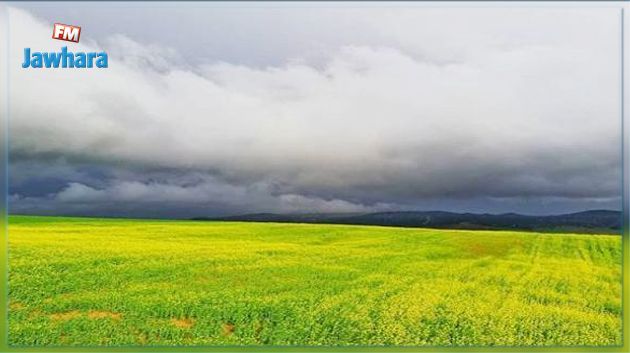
(8, 215), (622, 346)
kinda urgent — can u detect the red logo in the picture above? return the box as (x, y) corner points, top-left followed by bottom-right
(52, 23), (81, 43)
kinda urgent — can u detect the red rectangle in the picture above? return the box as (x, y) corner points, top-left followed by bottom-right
(52, 23), (81, 43)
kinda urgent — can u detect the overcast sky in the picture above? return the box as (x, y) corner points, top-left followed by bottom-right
(5, 3), (623, 218)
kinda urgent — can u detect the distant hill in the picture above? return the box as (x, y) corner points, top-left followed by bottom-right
(193, 210), (622, 234)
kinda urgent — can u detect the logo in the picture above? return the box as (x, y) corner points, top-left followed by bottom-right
(22, 23), (108, 69)
(52, 23), (81, 43)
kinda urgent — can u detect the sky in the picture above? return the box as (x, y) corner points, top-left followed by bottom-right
(3, 3), (624, 218)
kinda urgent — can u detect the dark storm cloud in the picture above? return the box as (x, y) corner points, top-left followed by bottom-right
(5, 6), (622, 217)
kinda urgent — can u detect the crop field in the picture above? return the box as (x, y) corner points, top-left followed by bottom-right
(8, 215), (622, 346)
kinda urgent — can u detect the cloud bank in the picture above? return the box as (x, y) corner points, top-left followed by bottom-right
(6, 5), (622, 217)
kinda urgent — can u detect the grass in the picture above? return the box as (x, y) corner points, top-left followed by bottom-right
(7, 215), (622, 347)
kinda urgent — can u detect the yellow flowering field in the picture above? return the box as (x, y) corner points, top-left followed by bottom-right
(8, 216), (622, 346)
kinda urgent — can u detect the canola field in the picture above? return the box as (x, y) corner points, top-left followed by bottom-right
(8, 215), (622, 346)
